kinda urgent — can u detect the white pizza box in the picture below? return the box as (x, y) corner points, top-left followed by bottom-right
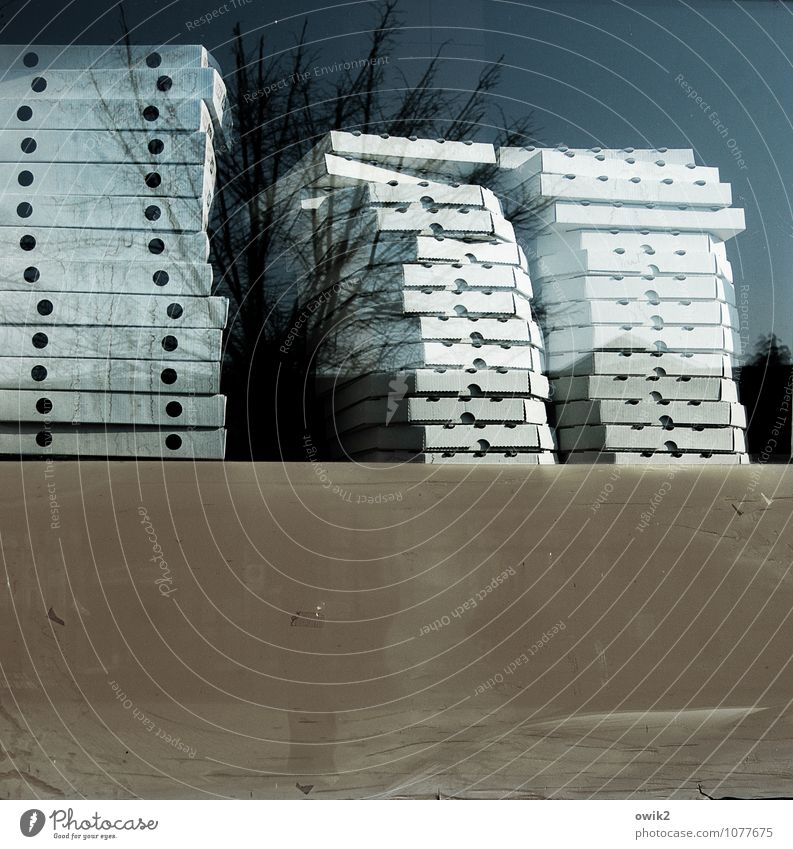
(495, 148), (717, 187)
(315, 338), (542, 373)
(402, 262), (532, 296)
(0, 292), (227, 328)
(531, 249), (732, 280)
(0, 194), (210, 232)
(551, 375), (740, 403)
(339, 449), (557, 464)
(543, 299), (737, 329)
(547, 350), (734, 378)
(0, 325), (222, 360)
(330, 396), (548, 432)
(0, 130), (215, 166)
(554, 399), (747, 428)
(290, 236), (528, 288)
(402, 289), (535, 320)
(303, 202), (515, 242)
(538, 274), (735, 306)
(557, 424), (745, 453)
(291, 267), (534, 329)
(0, 356), (220, 393)
(0, 98), (217, 134)
(0, 162), (215, 200)
(0, 259), (212, 295)
(0, 389), (225, 426)
(324, 130), (497, 172)
(0, 424), (225, 458)
(533, 229), (720, 255)
(419, 315), (541, 345)
(524, 172), (732, 208)
(536, 201), (745, 241)
(564, 451), (749, 465)
(318, 369), (551, 410)
(498, 146), (696, 170)
(0, 68), (228, 133)
(269, 151), (434, 203)
(0, 45), (222, 71)
(323, 234), (528, 270)
(336, 422), (555, 452)
(544, 324), (738, 354)
(537, 276), (734, 305)
(0, 227), (209, 261)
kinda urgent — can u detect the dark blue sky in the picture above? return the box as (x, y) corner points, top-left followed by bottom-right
(2, 0), (791, 358)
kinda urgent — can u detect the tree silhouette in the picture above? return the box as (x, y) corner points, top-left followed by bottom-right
(210, 1), (539, 459)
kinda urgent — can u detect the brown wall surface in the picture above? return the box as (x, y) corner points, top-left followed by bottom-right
(1, 461), (791, 799)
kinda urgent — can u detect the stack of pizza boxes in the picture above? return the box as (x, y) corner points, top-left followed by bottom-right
(275, 131), (556, 464)
(0, 45), (228, 458)
(497, 146), (748, 464)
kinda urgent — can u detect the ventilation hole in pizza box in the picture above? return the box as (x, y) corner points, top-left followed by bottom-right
(36, 397), (52, 414)
(156, 75), (173, 92)
(165, 401), (183, 418)
(153, 270), (169, 286)
(165, 434), (182, 450)
(36, 299), (53, 316)
(32, 331), (48, 349)
(23, 52), (38, 67)
(148, 238), (165, 254)
(160, 368), (177, 385)
(17, 105), (32, 121)
(473, 358), (486, 369)
(30, 363), (48, 382)
(466, 384), (483, 397)
(145, 205), (161, 221)
(35, 430), (52, 447)
(146, 52), (162, 68)
(18, 170), (33, 187)
(143, 105), (159, 121)
(17, 202), (32, 218)
(31, 77), (47, 92)
(650, 391), (663, 402)
(476, 439), (490, 453)
(161, 335), (178, 351)
(659, 415), (674, 429)
(653, 367), (667, 377)
(166, 302), (183, 319)
(144, 172), (162, 188)
(149, 139), (165, 155)
(24, 266), (39, 283)
(21, 137), (36, 153)
(645, 290), (660, 305)
(460, 412), (476, 424)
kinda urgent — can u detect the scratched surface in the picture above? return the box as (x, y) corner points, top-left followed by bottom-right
(0, 461), (791, 799)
